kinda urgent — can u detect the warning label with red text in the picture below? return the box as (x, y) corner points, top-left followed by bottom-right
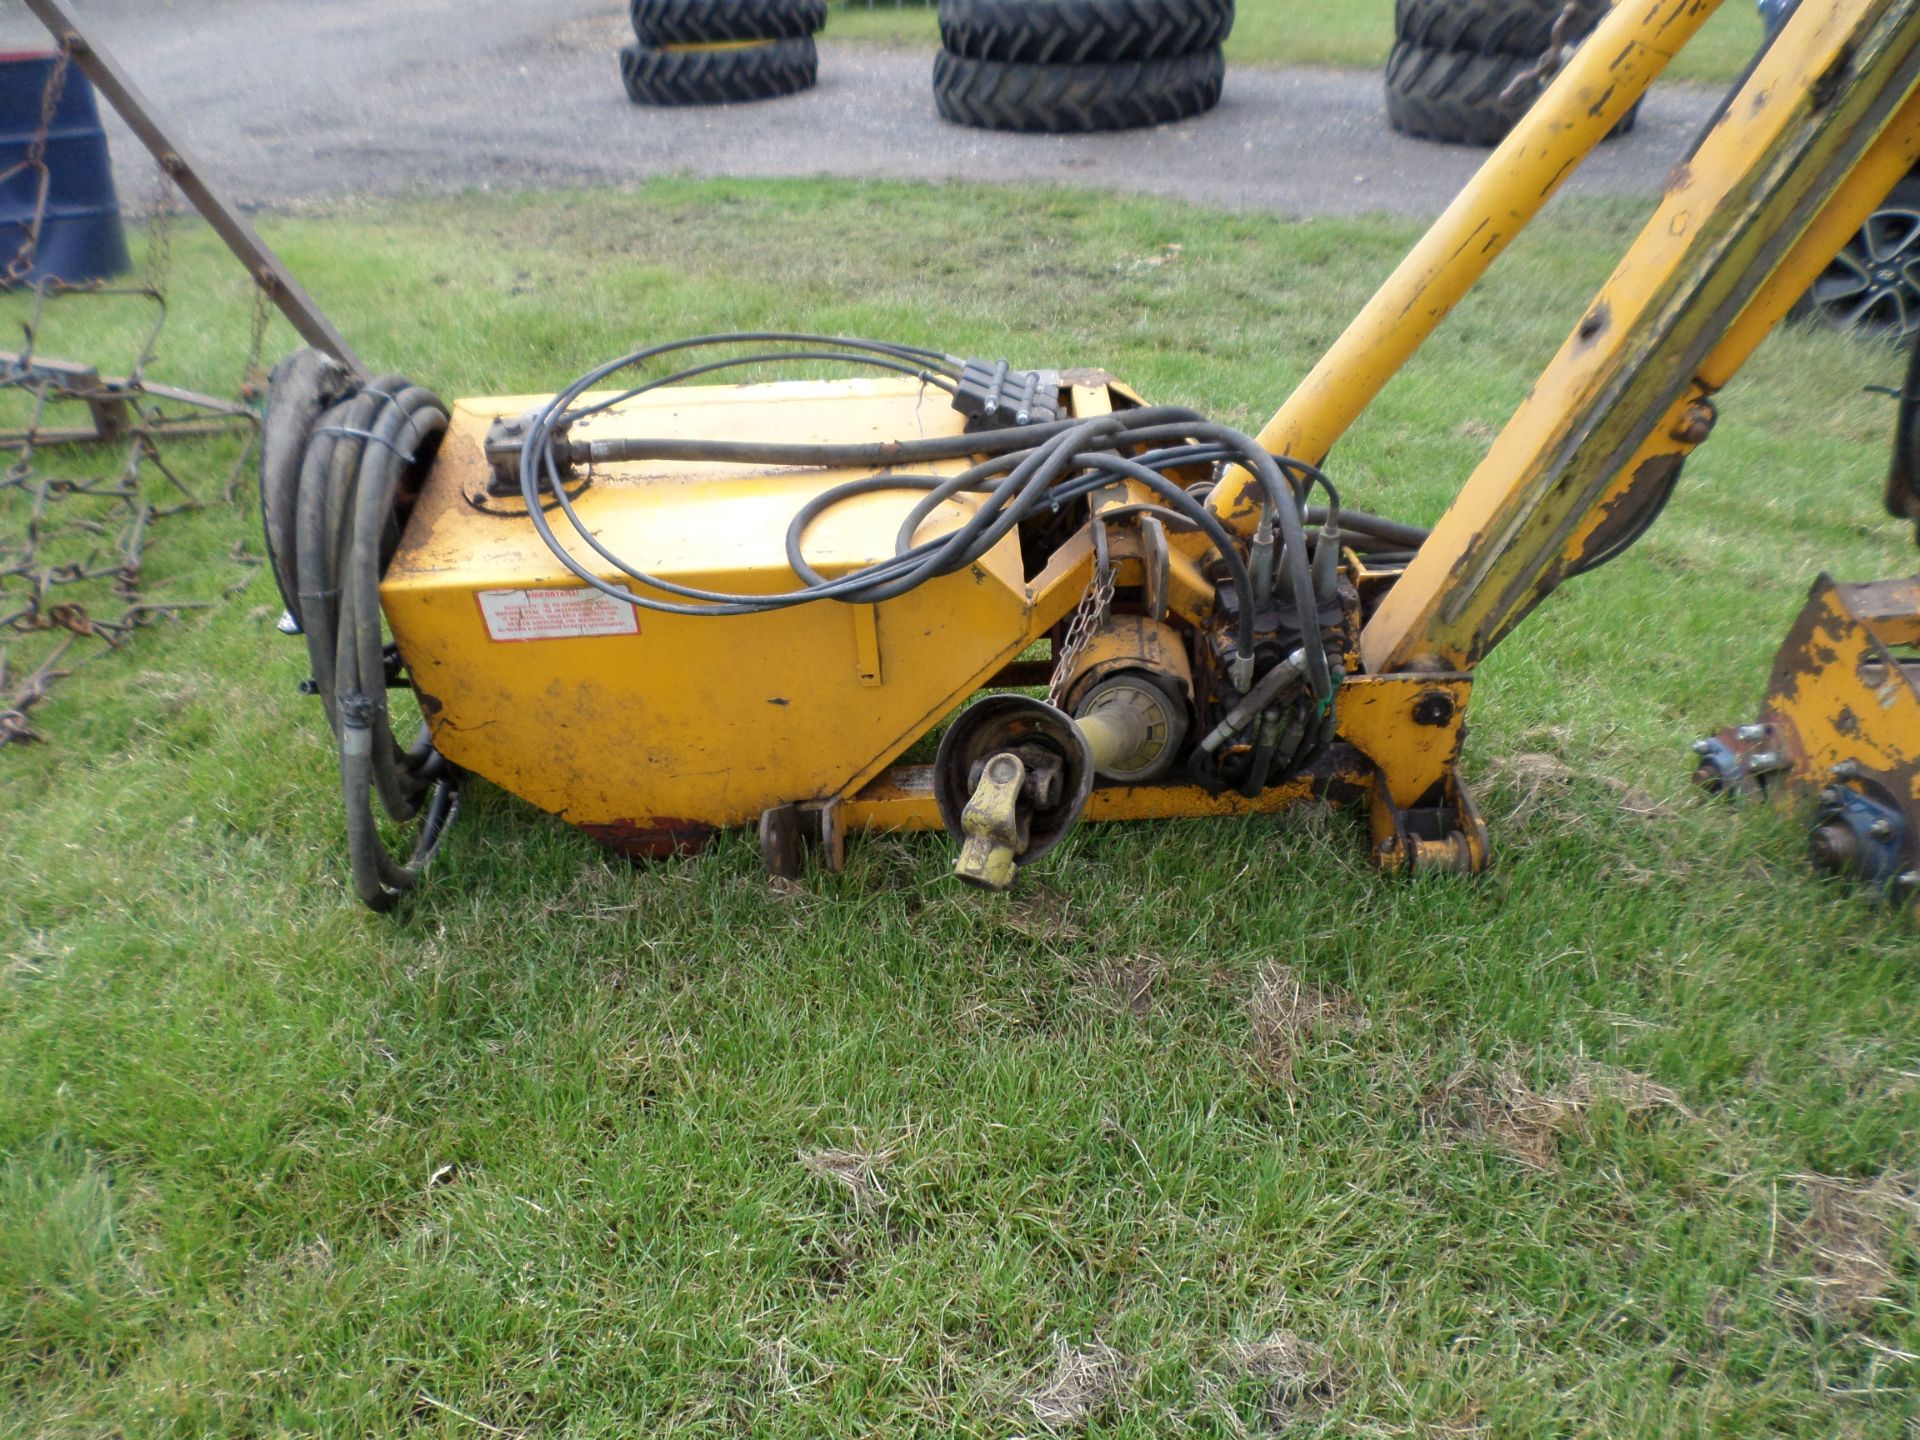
(477, 587), (639, 642)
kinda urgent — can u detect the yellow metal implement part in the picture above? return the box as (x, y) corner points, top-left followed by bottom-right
(1704, 576), (1920, 909)
(383, 373), (1452, 868)
(1205, 0), (1723, 530)
(1537, 84), (1920, 606)
(1061, 615), (1193, 705)
(382, 378), (1036, 850)
(1755, 576), (1920, 799)
(845, 754), (1375, 832)
(1363, 0), (1920, 674)
(954, 751), (1028, 891)
(1336, 674), (1472, 811)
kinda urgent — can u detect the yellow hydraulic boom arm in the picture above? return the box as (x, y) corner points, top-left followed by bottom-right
(1210, 0), (1920, 674)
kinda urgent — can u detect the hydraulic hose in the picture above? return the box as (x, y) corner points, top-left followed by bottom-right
(509, 332), (1379, 803)
(260, 350), (462, 912)
(1305, 504), (1428, 551)
(515, 335), (1345, 705)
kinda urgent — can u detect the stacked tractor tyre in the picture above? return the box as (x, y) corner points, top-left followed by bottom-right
(622, 0), (825, 106)
(1385, 0), (1636, 146)
(934, 0), (1234, 133)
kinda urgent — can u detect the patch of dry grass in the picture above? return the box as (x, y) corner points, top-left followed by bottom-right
(1019, 1338), (1137, 1429)
(799, 1145), (895, 1208)
(1780, 1173), (1918, 1328)
(1214, 1330), (1349, 1435)
(1425, 1058), (1694, 1171)
(1248, 963), (1370, 1085)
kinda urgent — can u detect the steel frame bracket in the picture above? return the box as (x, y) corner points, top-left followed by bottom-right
(1367, 761), (1489, 877)
(1335, 671), (1473, 810)
(1698, 573), (1919, 909)
(758, 799), (847, 881)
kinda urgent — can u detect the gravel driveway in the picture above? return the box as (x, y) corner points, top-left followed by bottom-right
(1, 0), (1723, 218)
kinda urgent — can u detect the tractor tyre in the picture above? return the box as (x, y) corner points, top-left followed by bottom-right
(932, 46), (1224, 132)
(1394, 0), (1606, 57)
(630, 0), (826, 45)
(1385, 39), (1637, 145)
(1384, 40), (1528, 145)
(620, 36), (818, 105)
(937, 0), (1235, 65)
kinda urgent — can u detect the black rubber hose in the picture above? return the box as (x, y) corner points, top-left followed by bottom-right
(1564, 461), (1683, 578)
(294, 378), (412, 731)
(262, 353), (462, 912)
(522, 401), (1212, 615)
(1094, 420), (1328, 699)
(343, 384), (447, 825)
(1305, 505), (1428, 549)
(779, 435), (1102, 605)
(563, 331), (962, 424)
(258, 348), (352, 625)
(1070, 450), (1259, 662)
(520, 336), (1333, 699)
(1213, 431), (1330, 699)
(572, 411), (1148, 471)
(1238, 730), (1277, 799)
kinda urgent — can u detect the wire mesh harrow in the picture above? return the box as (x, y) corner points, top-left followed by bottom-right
(2, 45), (262, 747)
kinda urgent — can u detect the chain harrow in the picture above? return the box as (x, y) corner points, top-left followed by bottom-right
(2, 47), (263, 746)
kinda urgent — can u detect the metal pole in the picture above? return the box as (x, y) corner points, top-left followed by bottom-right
(1204, 0), (1724, 532)
(19, 0), (370, 379)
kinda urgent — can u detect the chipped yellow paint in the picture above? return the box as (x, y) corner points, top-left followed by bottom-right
(1762, 576), (1920, 805)
(1206, 0), (1727, 529)
(1334, 674), (1472, 810)
(1364, 0), (1920, 673)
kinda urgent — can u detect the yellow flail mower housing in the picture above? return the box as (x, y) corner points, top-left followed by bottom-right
(252, 0), (1920, 913)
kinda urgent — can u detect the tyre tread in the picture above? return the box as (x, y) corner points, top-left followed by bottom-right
(1384, 40), (1529, 145)
(621, 36), (818, 105)
(631, 0), (826, 46)
(938, 0), (1234, 64)
(1384, 35), (1641, 145)
(1393, 0), (1604, 58)
(932, 47), (1225, 132)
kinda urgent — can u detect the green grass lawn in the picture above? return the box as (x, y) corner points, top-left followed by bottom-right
(827, 0), (1767, 85)
(4, 177), (1919, 1437)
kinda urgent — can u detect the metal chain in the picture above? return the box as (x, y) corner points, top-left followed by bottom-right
(1047, 524), (1116, 708)
(1, 94), (256, 745)
(1, 43), (74, 288)
(143, 158), (177, 295)
(1498, 2), (1584, 107)
(241, 272), (273, 400)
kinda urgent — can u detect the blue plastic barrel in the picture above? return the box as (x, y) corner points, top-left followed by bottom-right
(1, 51), (130, 288)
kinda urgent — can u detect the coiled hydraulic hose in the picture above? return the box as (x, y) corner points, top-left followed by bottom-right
(260, 350), (461, 911)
